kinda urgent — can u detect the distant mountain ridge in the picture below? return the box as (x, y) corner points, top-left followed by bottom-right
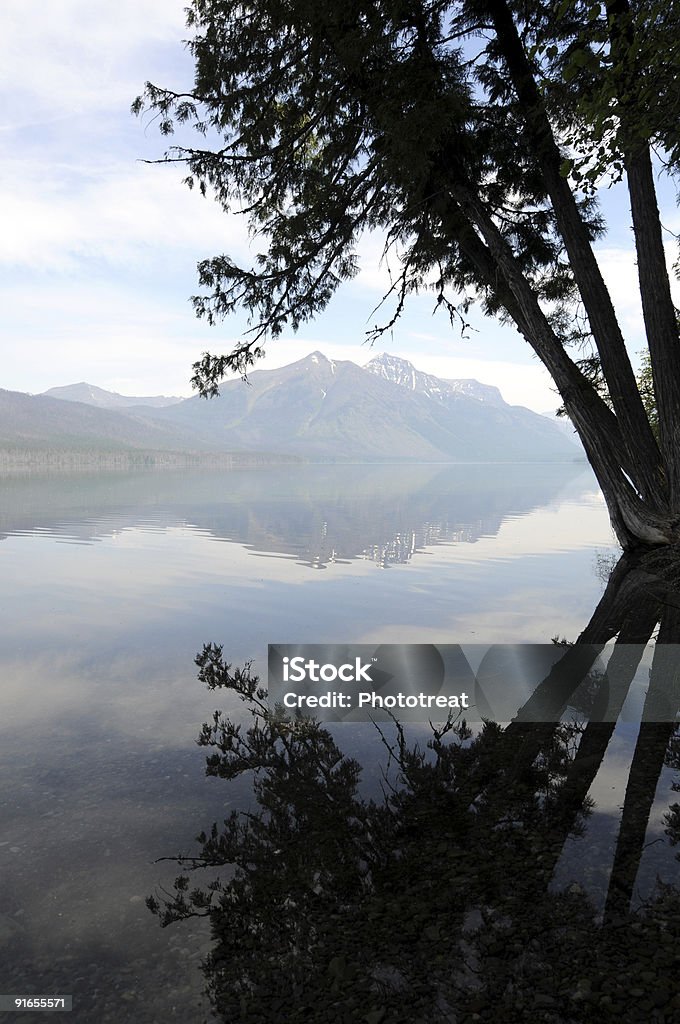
(3, 352), (581, 465)
(42, 382), (184, 409)
(132, 351), (579, 462)
(365, 353), (505, 406)
(0, 388), (211, 452)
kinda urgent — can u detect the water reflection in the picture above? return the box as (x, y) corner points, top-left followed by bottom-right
(0, 462), (618, 1020)
(152, 548), (680, 1022)
(0, 462), (591, 567)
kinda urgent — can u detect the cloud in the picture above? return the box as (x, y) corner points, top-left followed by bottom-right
(0, 159), (253, 273)
(596, 242), (680, 348)
(351, 230), (442, 296)
(3, 2), (677, 411)
(0, 1), (248, 295)
(0, 0), (190, 124)
(0, 274), (220, 394)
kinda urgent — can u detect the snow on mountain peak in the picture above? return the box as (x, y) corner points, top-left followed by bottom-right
(364, 354), (506, 406)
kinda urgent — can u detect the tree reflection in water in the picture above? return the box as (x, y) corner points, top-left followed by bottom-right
(148, 550), (680, 1023)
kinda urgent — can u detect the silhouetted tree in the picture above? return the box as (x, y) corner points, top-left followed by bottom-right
(135, 0), (680, 550)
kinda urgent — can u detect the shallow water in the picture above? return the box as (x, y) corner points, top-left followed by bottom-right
(1, 463), (676, 1021)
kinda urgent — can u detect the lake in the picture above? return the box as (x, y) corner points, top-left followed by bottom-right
(0, 463), (677, 1021)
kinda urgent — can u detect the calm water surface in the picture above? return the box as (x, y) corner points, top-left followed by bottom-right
(1, 463), (674, 1021)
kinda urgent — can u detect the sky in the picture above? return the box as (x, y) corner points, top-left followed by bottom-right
(2, 1), (678, 412)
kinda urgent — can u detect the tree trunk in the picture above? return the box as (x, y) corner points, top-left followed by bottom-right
(604, 0), (680, 506)
(452, 188), (676, 548)
(625, 148), (680, 503)
(489, 1), (665, 508)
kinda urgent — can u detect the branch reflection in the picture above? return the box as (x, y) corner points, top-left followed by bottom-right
(150, 548), (680, 1022)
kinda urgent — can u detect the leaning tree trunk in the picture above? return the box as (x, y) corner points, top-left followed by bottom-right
(606, 0), (680, 508)
(474, 0), (680, 551)
(450, 187), (676, 549)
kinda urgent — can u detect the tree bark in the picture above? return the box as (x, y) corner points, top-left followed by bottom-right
(625, 148), (680, 502)
(488, 1), (665, 508)
(605, 0), (680, 506)
(453, 188), (675, 547)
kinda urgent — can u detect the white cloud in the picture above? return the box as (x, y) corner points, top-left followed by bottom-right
(0, 276), (214, 395)
(0, 1), (254, 283)
(2, 1), (677, 414)
(0, 0), (190, 124)
(596, 242), (680, 349)
(0, 160), (252, 272)
(352, 230), (442, 296)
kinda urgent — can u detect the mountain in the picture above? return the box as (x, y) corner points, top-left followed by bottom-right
(139, 351), (579, 462)
(366, 352), (505, 406)
(2, 353), (580, 465)
(42, 382), (184, 409)
(0, 388), (222, 455)
(541, 408), (582, 444)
